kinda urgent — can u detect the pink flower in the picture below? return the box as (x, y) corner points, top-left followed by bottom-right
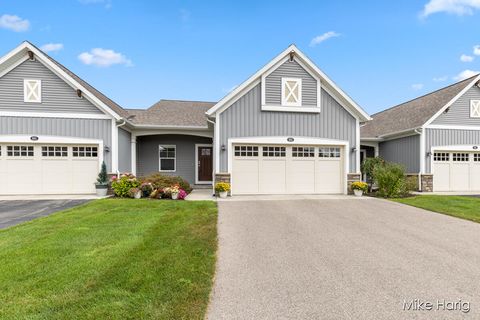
(178, 189), (187, 200)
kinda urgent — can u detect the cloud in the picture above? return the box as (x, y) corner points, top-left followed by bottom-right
(453, 69), (480, 80)
(433, 76), (448, 82)
(309, 31), (341, 47)
(78, 0), (112, 9)
(411, 83), (424, 90)
(40, 43), (64, 53)
(473, 45), (480, 55)
(421, 0), (480, 17)
(460, 54), (474, 62)
(78, 48), (132, 67)
(0, 14), (30, 32)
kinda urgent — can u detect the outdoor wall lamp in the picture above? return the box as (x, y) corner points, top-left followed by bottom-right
(221, 145), (226, 151)
(426, 151), (432, 157)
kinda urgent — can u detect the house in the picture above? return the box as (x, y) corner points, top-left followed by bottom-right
(0, 41), (370, 195)
(361, 75), (480, 192)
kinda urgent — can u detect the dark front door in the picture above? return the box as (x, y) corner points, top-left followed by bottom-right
(198, 146), (213, 182)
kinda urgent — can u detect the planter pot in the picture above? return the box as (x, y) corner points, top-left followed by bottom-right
(218, 191), (228, 199)
(171, 192), (179, 200)
(353, 189), (364, 197)
(95, 184), (108, 197)
(134, 191), (142, 199)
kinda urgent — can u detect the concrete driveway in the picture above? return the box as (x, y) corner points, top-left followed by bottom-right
(208, 198), (480, 320)
(0, 200), (90, 229)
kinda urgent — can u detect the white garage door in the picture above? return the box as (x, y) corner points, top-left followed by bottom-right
(0, 144), (99, 195)
(433, 152), (480, 192)
(232, 145), (344, 194)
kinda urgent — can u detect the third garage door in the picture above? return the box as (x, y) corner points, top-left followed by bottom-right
(433, 151), (480, 192)
(232, 144), (345, 195)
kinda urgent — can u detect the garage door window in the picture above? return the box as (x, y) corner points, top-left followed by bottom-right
(319, 147), (341, 158)
(262, 146), (286, 157)
(234, 146), (258, 157)
(159, 145), (176, 172)
(434, 152), (449, 162)
(292, 146), (315, 157)
(453, 153), (469, 162)
(7, 145), (34, 157)
(42, 146), (68, 157)
(474, 154), (480, 162)
(73, 146), (98, 158)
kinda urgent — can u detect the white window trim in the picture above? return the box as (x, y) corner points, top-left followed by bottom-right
(281, 77), (302, 107)
(24, 79), (42, 103)
(159, 145), (176, 172)
(470, 100), (480, 118)
(195, 143), (213, 184)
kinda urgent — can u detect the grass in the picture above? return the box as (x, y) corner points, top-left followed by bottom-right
(393, 195), (480, 223)
(0, 199), (217, 320)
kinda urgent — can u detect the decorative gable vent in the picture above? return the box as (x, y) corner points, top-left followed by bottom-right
(471, 100), (480, 118)
(24, 79), (42, 103)
(281, 77), (302, 107)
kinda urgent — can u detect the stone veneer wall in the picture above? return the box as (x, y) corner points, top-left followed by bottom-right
(421, 174), (433, 192)
(347, 173), (361, 195)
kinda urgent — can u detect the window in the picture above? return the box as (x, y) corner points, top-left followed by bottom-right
(434, 152), (449, 162)
(262, 146), (286, 157)
(281, 77), (302, 107)
(73, 146), (98, 157)
(319, 147), (341, 158)
(471, 100), (480, 118)
(7, 145), (34, 157)
(234, 146), (258, 157)
(24, 79), (41, 103)
(474, 154), (480, 162)
(452, 153), (469, 162)
(159, 145), (176, 171)
(42, 146), (68, 157)
(292, 146), (315, 157)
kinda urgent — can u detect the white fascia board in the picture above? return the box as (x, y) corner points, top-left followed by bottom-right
(426, 124), (480, 131)
(378, 128), (421, 139)
(0, 111), (112, 120)
(431, 145), (480, 151)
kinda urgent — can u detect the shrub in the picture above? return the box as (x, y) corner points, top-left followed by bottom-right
(140, 173), (192, 194)
(351, 181), (368, 192)
(361, 157), (385, 191)
(111, 173), (140, 197)
(373, 163), (409, 198)
(215, 182), (230, 192)
(96, 161), (108, 185)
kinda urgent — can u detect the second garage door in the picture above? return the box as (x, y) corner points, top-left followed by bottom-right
(433, 151), (480, 192)
(232, 144), (345, 195)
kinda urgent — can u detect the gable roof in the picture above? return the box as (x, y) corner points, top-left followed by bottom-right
(128, 100), (215, 127)
(206, 44), (371, 121)
(361, 75), (480, 138)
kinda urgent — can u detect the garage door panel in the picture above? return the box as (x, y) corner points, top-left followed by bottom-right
(471, 164), (480, 190)
(259, 160), (286, 194)
(433, 163), (450, 192)
(316, 160), (342, 193)
(42, 160), (73, 194)
(0, 160), (6, 194)
(433, 151), (480, 192)
(6, 159), (42, 194)
(72, 160), (98, 194)
(450, 164), (470, 191)
(287, 160), (315, 194)
(233, 159), (259, 194)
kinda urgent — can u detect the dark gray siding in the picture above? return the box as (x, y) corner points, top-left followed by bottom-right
(137, 134), (212, 183)
(0, 116), (112, 169)
(265, 60), (317, 106)
(425, 128), (480, 173)
(379, 135), (420, 173)
(432, 86), (480, 126)
(0, 59), (103, 114)
(118, 128), (131, 173)
(219, 84), (358, 172)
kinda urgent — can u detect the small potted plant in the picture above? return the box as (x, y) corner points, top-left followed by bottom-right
(170, 184), (180, 200)
(215, 182), (230, 198)
(140, 182), (153, 198)
(128, 187), (142, 199)
(351, 181), (368, 197)
(95, 161), (109, 197)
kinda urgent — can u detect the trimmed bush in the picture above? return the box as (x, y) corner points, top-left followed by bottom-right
(140, 173), (192, 194)
(374, 163), (409, 198)
(111, 174), (140, 197)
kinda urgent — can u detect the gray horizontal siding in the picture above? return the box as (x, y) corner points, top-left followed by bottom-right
(0, 59), (103, 114)
(265, 60), (317, 106)
(0, 116), (112, 170)
(432, 85), (480, 126)
(425, 128), (480, 173)
(219, 83), (357, 172)
(379, 135), (420, 173)
(137, 134), (212, 184)
(118, 128), (131, 173)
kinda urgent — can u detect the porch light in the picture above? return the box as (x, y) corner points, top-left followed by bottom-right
(221, 145), (226, 151)
(351, 147), (357, 153)
(426, 151), (432, 157)
(104, 146), (110, 153)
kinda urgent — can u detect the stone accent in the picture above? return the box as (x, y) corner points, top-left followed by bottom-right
(420, 174), (433, 192)
(215, 173), (231, 196)
(347, 173), (361, 195)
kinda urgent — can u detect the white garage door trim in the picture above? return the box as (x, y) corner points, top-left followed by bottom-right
(228, 137), (350, 195)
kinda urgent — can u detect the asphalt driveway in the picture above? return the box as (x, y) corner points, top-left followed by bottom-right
(208, 198), (480, 320)
(0, 200), (90, 229)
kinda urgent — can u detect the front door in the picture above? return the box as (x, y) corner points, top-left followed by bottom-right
(197, 146), (213, 183)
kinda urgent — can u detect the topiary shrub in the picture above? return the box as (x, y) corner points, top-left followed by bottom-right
(140, 173), (192, 194)
(373, 163), (409, 198)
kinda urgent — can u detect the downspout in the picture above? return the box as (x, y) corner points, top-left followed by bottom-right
(414, 128), (422, 192)
(207, 117), (216, 196)
(115, 118), (127, 177)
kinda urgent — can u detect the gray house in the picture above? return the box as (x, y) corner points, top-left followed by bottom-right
(0, 42), (371, 195)
(361, 75), (480, 192)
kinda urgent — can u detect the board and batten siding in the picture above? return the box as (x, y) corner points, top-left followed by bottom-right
(425, 128), (480, 173)
(432, 86), (480, 126)
(118, 127), (131, 173)
(0, 59), (103, 114)
(0, 116), (112, 169)
(219, 84), (358, 172)
(265, 60), (317, 107)
(379, 135), (420, 173)
(136, 134), (212, 183)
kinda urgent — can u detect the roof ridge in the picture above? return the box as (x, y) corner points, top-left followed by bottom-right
(153, 99), (217, 103)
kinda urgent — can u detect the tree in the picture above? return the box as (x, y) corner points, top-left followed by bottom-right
(96, 161), (108, 185)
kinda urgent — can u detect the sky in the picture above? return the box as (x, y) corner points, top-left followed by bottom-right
(1, 0), (480, 114)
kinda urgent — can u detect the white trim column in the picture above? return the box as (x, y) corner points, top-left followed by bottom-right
(131, 133), (137, 176)
(356, 119), (361, 173)
(111, 119), (118, 173)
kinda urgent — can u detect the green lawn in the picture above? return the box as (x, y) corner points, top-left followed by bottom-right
(0, 199), (217, 320)
(393, 195), (480, 223)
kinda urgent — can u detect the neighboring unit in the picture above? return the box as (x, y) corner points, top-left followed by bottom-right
(361, 75), (480, 192)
